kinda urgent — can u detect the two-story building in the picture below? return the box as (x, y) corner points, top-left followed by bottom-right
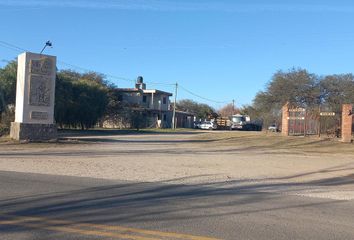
(103, 77), (173, 129)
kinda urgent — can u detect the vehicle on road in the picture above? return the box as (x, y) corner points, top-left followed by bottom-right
(199, 121), (217, 130)
(215, 114), (262, 131)
(194, 121), (201, 129)
(268, 124), (279, 132)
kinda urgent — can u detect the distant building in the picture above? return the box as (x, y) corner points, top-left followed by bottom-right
(175, 111), (195, 128)
(102, 77), (173, 129)
(102, 76), (197, 129)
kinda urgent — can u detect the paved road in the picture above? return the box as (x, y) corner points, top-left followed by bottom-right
(1, 170), (354, 240)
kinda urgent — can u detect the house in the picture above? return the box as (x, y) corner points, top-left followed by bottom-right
(103, 77), (173, 129)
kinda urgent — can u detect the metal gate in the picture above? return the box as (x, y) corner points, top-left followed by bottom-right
(288, 108), (319, 136)
(319, 111), (341, 138)
(288, 107), (342, 138)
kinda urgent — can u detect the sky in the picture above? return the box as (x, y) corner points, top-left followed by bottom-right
(1, 0), (354, 109)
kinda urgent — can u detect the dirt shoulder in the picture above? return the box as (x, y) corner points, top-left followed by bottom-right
(0, 130), (353, 191)
(193, 131), (354, 154)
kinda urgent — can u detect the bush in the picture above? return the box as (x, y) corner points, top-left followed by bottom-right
(0, 108), (14, 136)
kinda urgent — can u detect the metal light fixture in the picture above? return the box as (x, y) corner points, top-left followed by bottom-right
(40, 41), (53, 54)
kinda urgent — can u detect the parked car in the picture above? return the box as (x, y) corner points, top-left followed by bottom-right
(199, 121), (217, 130)
(194, 121), (201, 129)
(268, 124), (279, 132)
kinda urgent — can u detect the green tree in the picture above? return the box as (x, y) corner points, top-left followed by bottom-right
(55, 70), (108, 129)
(0, 61), (17, 113)
(320, 74), (354, 112)
(0, 61), (17, 134)
(252, 68), (320, 127)
(263, 68), (319, 108)
(176, 99), (215, 120)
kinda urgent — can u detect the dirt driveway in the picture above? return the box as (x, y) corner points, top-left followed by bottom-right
(1, 130), (354, 200)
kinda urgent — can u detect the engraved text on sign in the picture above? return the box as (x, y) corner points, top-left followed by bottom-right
(30, 58), (54, 76)
(31, 111), (49, 120)
(29, 57), (54, 107)
(29, 75), (51, 106)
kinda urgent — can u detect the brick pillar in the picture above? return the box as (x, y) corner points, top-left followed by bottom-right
(341, 104), (353, 143)
(282, 103), (289, 136)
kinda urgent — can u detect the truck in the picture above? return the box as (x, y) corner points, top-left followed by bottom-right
(215, 114), (262, 131)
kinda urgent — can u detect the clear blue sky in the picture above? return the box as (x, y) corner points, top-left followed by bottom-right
(1, 0), (354, 109)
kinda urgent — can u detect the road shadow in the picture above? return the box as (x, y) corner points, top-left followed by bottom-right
(0, 171), (351, 235)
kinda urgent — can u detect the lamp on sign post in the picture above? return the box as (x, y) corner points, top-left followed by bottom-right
(40, 41), (52, 54)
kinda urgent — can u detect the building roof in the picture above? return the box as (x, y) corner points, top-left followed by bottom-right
(115, 88), (142, 93)
(115, 77), (172, 96)
(115, 88), (172, 96)
(143, 89), (173, 96)
(175, 110), (196, 117)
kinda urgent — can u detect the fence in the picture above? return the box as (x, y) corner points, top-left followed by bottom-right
(287, 107), (343, 138)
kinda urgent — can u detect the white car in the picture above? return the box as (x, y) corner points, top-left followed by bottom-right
(199, 121), (217, 130)
(194, 122), (201, 129)
(268, 124), (279, 132)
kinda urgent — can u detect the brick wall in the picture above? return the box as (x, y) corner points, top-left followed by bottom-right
(281, 103), (289, 136)
(341, 104), (353, 143)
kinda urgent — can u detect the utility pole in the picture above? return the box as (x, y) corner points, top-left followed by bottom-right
(318, 85), (321, 138)
(232, 99), (235, 114)
(172, 82), (178, 130)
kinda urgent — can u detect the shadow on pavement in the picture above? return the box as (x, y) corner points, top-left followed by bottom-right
(0, 171), (350, 231)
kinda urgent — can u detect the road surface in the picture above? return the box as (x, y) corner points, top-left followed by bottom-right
(1, 170), (354, 240)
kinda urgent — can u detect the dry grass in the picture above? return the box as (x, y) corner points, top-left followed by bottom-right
(1, 129), (353, 155)
(0, 135), (10, 143)
(194, 131), (354, 154)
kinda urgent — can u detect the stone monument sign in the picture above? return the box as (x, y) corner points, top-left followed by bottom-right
(10, 52), (57, 141)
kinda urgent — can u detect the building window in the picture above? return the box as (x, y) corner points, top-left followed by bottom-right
(163, 97), (167, 104)
(143, 95), (147, 103)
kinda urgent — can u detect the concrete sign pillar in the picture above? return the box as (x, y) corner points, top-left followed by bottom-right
(10, 52), (57, 141)
(341, 104), (353, 143)
(281, 103), (289, 136)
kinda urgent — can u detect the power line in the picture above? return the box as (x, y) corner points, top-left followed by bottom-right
(56, 61), (137, 83)
(179, 84), (231, 104)
(0, 40), (28, 52)
(0, 39), (173, 86)
(0, 40), (28, 53)
(0, 39), (232, 104)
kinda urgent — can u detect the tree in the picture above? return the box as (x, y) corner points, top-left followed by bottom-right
(240, 105), (260, 120)
(55, 70), (108, 129)
(320, 74), (354, 112)
(264, 68), (319, 109)
(176, 99), (215, 120)
(103, 88), (143, 129)
(0, 61), (17, 113)
(0, 61), (17, 134)
(55, 71), (75, 128)
(218, 103), (238, 117)
(251, 68), (320, 127)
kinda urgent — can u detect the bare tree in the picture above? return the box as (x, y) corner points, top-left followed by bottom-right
(218, 103), (238, 117)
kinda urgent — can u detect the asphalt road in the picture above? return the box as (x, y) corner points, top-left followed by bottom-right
(1, 170), (354, 240)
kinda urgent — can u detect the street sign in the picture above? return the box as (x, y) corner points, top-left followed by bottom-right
(289, 108), (306, 112)
(320, 112), (336, 116)
(287, 117), (305, 120)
